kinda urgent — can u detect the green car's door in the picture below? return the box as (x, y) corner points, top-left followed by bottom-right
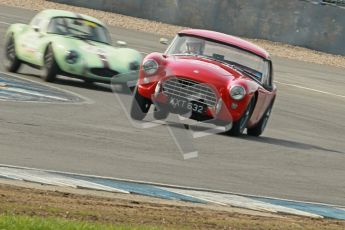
(17, 13), (48, 66)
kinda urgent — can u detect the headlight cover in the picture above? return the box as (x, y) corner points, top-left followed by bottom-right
(65, 50), (79, 64)
(142, 59), (158, 75)
(129, 61), (140, 71)
(230, 85), (246, 100)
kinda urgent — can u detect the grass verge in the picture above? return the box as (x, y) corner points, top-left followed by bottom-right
(0, 214), (160, 230)
(0, 183), (345, 230)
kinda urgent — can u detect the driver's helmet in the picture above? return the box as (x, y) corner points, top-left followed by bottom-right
(185, 37), (205, 55)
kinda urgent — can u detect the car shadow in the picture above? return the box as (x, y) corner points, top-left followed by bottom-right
(158, 120), (344, 155)
(53, 78), (112, 92)
(15, 72), (129, 93)
(238, 135), (344, 154)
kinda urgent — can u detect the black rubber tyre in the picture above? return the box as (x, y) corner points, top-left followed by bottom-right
(183, 124), (190, 130)
(41, 45), (59, 82)
(4, 34), (21, 73)
(130, 88), (151, 120)
(227, 97), (255, 136)
(153, 105), (169, 120)
(83, 79), (95, 85)
(247, 98), (275, 137)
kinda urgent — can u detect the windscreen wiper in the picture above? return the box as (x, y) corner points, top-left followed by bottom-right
(231, 65), (262, 83)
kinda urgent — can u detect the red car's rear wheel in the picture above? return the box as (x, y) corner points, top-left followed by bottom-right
(247, 98), (275, 136)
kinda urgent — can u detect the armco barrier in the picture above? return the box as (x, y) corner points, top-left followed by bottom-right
(49, 0), (345, 56)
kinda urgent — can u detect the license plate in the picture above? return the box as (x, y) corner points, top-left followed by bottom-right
(168, 97), (205, 114)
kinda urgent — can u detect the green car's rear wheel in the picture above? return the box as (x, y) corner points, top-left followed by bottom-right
(42, 45), (59, 82)
(4, 34), (21, 73)
(83, 79), (95, 84)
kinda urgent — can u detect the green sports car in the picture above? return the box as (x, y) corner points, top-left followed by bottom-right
(3, 9), (142, 83)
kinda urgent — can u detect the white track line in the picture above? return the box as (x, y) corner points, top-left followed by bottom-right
(162, 188), (322, 218)
(0, 163), (344, 209)
(0, 167), (129, 193)
(0, 71), (94, 104)
(275, 81), (345, 99)
(4, 87), (69, 101)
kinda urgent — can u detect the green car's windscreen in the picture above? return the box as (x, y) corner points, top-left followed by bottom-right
(47, 17), (111, 44)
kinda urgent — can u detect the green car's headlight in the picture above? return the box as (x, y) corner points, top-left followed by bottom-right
(230, 85), (246, 100)
(65, 50), (79, 64)
(129, 61), (140, 71)
(142, 59), (158, 75)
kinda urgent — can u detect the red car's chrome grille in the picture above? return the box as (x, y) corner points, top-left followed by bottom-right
(90, 68), (119, 78)
(162, 78), (217, 107)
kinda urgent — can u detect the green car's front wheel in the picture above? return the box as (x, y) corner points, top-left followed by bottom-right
(42, 45), (59, 82)
(4, 34), (22, 73)
(83, 78), (95, 85)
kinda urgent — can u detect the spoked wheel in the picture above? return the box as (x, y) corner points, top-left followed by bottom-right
(41, 45), (59, 82)
(247, 99), (275, 137)
(227, 97), (255, 136)
(4, 34), (21, 72)
(130, 87), (151, 120)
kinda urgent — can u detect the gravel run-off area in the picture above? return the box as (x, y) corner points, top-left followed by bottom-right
(1, 181), (345, 230)
(0, 0), (345, 69)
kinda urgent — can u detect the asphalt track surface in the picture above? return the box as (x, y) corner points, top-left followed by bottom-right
(0, 5), (344, 206)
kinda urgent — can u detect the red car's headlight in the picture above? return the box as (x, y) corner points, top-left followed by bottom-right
(142, 59), (159, 75)
(230, 85), (246, 100)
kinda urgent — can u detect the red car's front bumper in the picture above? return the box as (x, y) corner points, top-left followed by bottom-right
(137, 80), (251, 123)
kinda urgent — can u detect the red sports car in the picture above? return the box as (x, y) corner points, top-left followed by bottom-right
(131, 29), (277, 136)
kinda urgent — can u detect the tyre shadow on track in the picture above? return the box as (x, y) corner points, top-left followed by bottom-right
(159, 121), (344, 155)
(16, 72), (117, 93)
(239, 135), (344, 155)
(15, 71), (343, 155)
(17, 73), (133, 95)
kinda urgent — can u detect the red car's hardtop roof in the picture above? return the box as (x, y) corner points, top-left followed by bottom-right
(178, 29), (270, 60)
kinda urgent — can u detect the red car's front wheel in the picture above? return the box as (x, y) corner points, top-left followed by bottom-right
(130, 88), (152, 120)
(227, 97), (255, 136)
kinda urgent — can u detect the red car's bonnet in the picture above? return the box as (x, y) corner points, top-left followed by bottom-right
(164, 56), (238, 87)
